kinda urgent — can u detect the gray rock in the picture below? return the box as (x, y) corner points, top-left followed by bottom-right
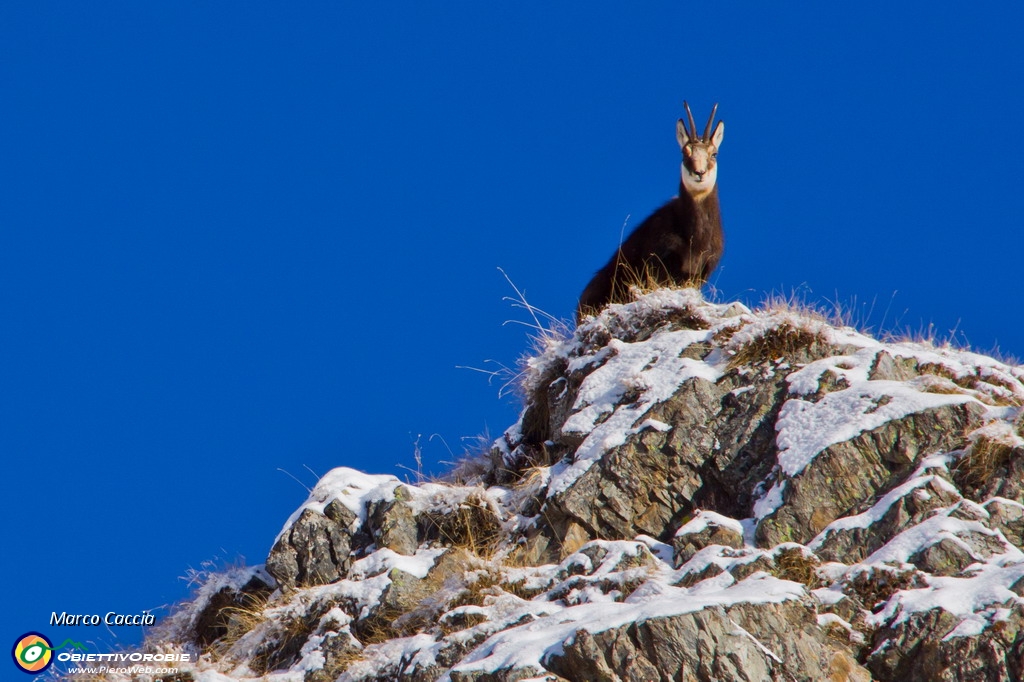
(367, 486), (420, 555)
(674, 561), (725, 588)
(728, 553), (776, 582)
(814, 475), (963, 563)
(869, 351), (922, 382)
(909, 537), (980, 576)
(528, 339), (848, 559)
(987, 498), (1024, 549)
(757, 400), (986, 546)
(694, 369), (790, 519)
(305, 630), (362, 682)
(544, 376), (726, 548)
(324, 498), (359, 528)
(866, 605), (1024, 682)
(672, 516), (744, 567)
(909, 530), (1007, 576)
(351, 567), (428, 643)
(545, 599), (869, 682)
(266, 508), (353, 589)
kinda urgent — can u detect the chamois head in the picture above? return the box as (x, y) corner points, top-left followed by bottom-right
(676, 102), (724, 200)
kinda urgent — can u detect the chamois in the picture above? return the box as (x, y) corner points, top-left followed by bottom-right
(577, 102), (725, 322)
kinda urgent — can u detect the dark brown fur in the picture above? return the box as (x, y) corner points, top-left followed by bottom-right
(577, 182), (723, 321)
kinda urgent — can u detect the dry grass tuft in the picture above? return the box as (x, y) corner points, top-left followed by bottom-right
(443, 449), (494, 486)
(728, 320), (830, 368)
(207, 592), (270, 661)
(422, 493), (505, 559)
(844, 565), (924, 611)
(352, 603), (407, 645)
(758, 290), (849, 326)
(443, 571), (507, 610)
(364, 562), (516, 641)
(576, 258), (708, 322)
(952, 423), (1022, 489)
(253, 614), (318, 673)
(309, 647), (364, 682)
(518, 354), (569, 453)
(716, 292), (844, 369)
(772, 546), (822, 588)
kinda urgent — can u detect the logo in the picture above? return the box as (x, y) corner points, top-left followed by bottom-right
(12, 633), (53, 675)
(12, 633), (86, 675)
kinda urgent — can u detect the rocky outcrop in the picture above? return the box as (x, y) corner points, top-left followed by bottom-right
(866, 604), (1024, 681)
(266, 505), (359, 589)
(99, 290), (1024, 682)
(755, 398), (986, 547)
(546, 599), (865, 682)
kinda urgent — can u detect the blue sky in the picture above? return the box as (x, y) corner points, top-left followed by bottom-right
(3, 2), (1022, 665)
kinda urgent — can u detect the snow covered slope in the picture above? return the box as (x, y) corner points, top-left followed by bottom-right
(75, 290), (1024, 682)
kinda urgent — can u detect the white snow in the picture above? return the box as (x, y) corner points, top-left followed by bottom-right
(443, 573), (804, 679)
(276, 467), (401, 540)
(968, 419), (1024, 449)
(632, 417), (672, 433)
(752, 480), (786, 520)
(775, 381), (974, 479)
(339, 634), (439, 681)
(866, 560), (1024, 636)
(728, 618), (782, 663)
(348, 547), (447, 581)
(863, 513), (1001, 566)
(675, 510), (746, 538)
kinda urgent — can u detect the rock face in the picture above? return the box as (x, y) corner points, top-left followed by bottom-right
(266, 504), (358, 589)
(546, 598), (868, 682)
(112, 290), (1024, 682)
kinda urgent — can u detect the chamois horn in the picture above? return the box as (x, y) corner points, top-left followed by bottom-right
(684, 101), (698, 142)
(703, 103), (719, 141)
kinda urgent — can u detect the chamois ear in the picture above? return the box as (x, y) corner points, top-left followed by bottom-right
(711, 120), (724, 149)
(676, 119), (690, 148)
